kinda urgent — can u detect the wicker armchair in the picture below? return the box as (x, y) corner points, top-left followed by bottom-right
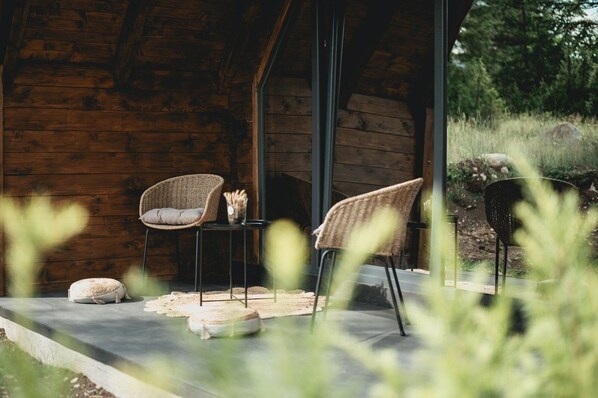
(139, 174), (224, 289)
(484, 177), (576, 293)
(310, 178), (423, 336)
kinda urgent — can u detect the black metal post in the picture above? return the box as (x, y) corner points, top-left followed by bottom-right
(430, 0), (448, 284)
(257, 86), (267, 219)
(321, 0), (345, 215)
(311, 0), (345, 268)
(311, 0), (324, 269)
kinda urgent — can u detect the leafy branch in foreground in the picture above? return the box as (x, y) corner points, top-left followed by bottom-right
(0, 197), (88, 398)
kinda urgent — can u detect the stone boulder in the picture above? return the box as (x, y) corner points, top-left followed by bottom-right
(544, 122), (582, 144)
(481, 153), (513, 168)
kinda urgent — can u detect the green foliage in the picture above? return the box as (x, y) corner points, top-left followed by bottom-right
(0, 197), (88, 397)
(0, 337), (72, 398)
(409, 155), (598, 397)
(0, 197), (87, 297)
(452, 0), (598, 119)
(448, 59), (506, 121)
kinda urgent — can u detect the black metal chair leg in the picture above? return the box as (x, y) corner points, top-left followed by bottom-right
(141, 228), (150, 279)
(194, 228), (200, 293)
(322, 251), (337, 319)
(494, 236), (500, 294)
(502, 243), (508, 293)
(174, 231), (181, 275)
(389, 255), (409, 325)
(311, 250), (330, 330)
(384, 258), (406, 336)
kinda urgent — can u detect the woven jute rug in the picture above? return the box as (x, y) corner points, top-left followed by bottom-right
(144, 286), (325, 319)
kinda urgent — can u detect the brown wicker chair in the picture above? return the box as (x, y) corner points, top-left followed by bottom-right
(484, 177), (576, 293)
(310, 178), (424, 336)
(139, 174), (224, 290)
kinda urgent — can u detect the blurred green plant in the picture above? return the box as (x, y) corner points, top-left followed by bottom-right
(0, 197), (88, 397)
(2, 153), (598, 397)
(1, 197), (88, 297)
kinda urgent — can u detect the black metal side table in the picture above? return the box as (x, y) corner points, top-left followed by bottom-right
(197, 219), (271, 307)
(407, 214), (459, 287)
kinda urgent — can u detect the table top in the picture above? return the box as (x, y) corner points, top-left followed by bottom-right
(202, 219), (271, 231)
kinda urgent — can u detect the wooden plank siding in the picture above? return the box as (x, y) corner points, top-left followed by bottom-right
(264, 77), (417, 220)
(0, 65), (4, 296)
(3, 64), (233, 291)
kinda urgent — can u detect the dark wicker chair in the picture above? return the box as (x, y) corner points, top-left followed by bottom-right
(310, 178), (423, 336)
(484, 177), (576, 293)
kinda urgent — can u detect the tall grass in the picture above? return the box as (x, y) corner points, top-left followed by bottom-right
(448, 114), (598, 173)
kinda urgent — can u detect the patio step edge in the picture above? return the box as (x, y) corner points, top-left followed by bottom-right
(0, 316), (182, 398)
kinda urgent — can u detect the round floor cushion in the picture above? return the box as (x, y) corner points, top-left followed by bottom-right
(68, 278), (130, 304)
(187, 307), (261, 339)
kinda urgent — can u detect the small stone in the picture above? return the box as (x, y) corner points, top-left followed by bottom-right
(472, 167), (478, 172)
(480, 173), (487, 181)
(70, 377), (78, 384)
(500, 166), (509, 174)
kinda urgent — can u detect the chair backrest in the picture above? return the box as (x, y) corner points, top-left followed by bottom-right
(315, 178), (423, 257)
(139, 174), (224, 219)
(484, 177), (576, 246)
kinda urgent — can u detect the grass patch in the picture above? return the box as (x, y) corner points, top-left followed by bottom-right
(0, 329), (113, 398)
(0, 329), (71, 397)
(448, 114), (598, 174)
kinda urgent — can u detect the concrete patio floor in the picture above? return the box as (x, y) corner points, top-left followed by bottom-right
(0, 268), (532, 397)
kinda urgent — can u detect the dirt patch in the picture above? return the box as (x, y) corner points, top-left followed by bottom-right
(447, 180), (598, 276)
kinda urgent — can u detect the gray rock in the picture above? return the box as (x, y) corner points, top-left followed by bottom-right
(482, 153), (513, 167)
(544, 122), (582, 143)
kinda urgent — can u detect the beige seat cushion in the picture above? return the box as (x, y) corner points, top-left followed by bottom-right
(140, 208), (204, 225)
(68, 278), (130, 304)
(187, 307), (261, 339)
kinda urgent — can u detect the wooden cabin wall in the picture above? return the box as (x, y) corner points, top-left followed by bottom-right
(2, 65), (232, 291)
(264, 77), (417, 221)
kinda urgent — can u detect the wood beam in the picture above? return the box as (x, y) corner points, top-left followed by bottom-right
(338, 0), (399, 109)
(252, 0), (299, 220)
(218, 1), (260, 91)
(2, 0), (29, 87)
(0, 65), (5, 296)
(114, 0), (154, 88)
(254, 0), (297, 88)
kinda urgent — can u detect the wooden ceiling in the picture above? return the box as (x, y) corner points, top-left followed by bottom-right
(1, 0), (471, 103)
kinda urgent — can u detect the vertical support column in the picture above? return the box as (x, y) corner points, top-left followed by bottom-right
(321, 0), (345, 215)
(310, 0), (345, 268)
(310, 0), (324, 268)
(0, 65), (4, 296)
(430, 0), (448, 284)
